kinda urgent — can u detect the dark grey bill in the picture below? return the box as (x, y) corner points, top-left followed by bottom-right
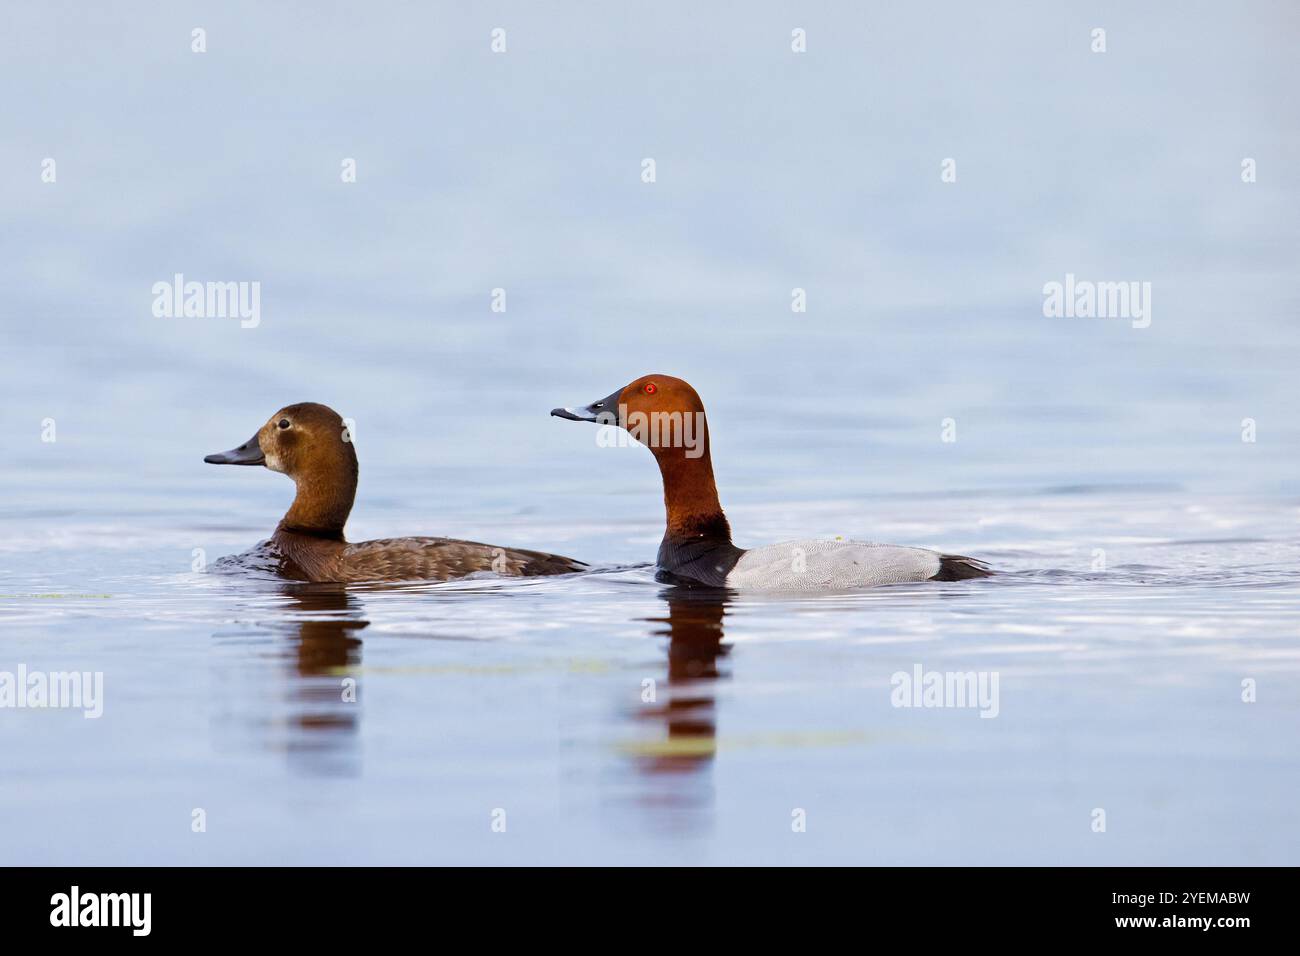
(550, 387), (624, 425)
(204, 433), (265, 466)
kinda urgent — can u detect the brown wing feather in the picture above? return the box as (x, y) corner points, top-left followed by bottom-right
(340, 537), (586, 583)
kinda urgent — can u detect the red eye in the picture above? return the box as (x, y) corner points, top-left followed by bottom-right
(644, 383), (657, 394)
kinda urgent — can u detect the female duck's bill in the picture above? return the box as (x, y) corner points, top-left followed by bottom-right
(551, 375), (994, 590)
(204, 434), (265, 466)
(204, 401), (587, 583)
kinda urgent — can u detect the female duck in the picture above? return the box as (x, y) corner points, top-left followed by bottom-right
(552, 376), (991, 590)
(206, 402), (585, 583)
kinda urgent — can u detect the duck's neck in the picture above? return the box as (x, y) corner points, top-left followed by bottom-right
(651, 430), (744, 586)
(279, 459), (357, 541)
(653, 427), (732, 547)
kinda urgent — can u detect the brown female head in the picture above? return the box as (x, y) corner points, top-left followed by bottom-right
(205, 402), (358, 538)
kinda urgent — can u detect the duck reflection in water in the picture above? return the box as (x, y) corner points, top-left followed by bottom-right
(280, 585), (367, 775)
(634, 589), (730, 774)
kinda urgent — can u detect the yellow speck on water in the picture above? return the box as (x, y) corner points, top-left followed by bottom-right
(617, 728), (924, 758)
(327, 663), (529, 677)
(565, 658), (613, 675)
(621, 738), (719, 758)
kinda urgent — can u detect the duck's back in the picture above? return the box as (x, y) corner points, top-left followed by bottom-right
(268, 528), (584, 583)
(724, 539), (985, 591)
(340, 536), (585, 583)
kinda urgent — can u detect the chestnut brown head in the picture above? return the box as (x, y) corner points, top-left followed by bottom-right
(553, 375), (725, 539)
(551, 375), (710, 460)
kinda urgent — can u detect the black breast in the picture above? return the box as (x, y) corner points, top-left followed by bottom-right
(656, 533), (745, 587)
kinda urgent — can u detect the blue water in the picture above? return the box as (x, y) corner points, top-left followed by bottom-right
(2, 0), (1298, 865)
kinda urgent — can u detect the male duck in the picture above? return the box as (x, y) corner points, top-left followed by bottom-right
(552, 376), (992, 590)
(206, 402), (585, 583)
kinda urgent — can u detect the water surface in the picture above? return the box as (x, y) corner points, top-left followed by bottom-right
(3, 477), (1297, 865)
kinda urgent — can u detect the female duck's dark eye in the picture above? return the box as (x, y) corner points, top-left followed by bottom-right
(278, 419), (291, 429)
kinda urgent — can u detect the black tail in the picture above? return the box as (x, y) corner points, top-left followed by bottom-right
(932, 554), (995, 581)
